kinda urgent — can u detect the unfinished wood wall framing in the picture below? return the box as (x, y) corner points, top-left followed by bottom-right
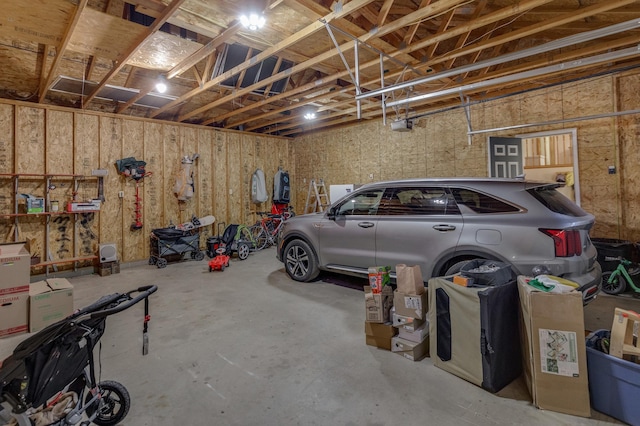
(293, 70), (640, 241)
(0, 99), (292, 271)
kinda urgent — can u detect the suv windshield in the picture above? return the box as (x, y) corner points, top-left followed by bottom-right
(527, 186), (585, 216)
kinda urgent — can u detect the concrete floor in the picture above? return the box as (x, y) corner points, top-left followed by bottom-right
(1, 248), (638, 426)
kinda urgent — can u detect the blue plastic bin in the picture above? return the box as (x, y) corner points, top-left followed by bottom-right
(586, 330), (640, 426)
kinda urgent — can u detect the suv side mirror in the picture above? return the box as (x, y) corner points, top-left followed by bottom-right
(327, 206), (337, 220)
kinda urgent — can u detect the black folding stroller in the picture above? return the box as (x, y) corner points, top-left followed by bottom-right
(0, 285), (157, 426)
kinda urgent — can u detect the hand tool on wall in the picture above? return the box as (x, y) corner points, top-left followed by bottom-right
(116, 157), (152, 231)
(91, 169), (108, 202)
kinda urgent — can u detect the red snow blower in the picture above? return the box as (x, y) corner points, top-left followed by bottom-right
(116, 157), (152, 231)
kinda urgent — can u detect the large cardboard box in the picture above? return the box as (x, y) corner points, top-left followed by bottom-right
(0, 286), (29, 338)
(364, 321), (397, 350)
(393, 290), (427, 319)
(364, 285), (393, 323)
(0, 243), (31, 290)
(391, 336), (429, 361)
(518, 276), (591, 418)
(29, 278), (74, 333)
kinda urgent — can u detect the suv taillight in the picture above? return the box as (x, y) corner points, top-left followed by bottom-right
(540, 229), (582, 257)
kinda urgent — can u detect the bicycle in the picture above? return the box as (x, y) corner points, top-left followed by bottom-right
(250, 212), (285, 250)
(601, 252), (640, 295)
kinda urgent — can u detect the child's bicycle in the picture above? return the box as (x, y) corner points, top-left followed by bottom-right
(601, 255), (640, 295)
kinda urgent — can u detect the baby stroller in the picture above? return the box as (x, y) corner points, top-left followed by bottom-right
(0, 285), (157, 426)
(206, 222), (252, 261)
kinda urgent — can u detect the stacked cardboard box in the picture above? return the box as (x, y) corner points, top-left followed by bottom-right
(390, 264), (429, 361)
(364, 284), (395, 350)
(0, 243), (31, 338)
(364, 267), (395, 350)
(29, 278), (74, 333)
(518, 275), (591, 418)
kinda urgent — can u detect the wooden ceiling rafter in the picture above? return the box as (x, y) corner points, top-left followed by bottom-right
(178, 0), (472, 125)
(420, 0), (638, 72)
(38, 0), (88, 103)
(83, 0), (188, 107)
(149, 0), (378, 119)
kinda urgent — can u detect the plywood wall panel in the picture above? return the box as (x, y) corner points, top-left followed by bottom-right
(162, 125), (181, 225)
(74, 113), (99, 177)
(45, 110), (74, 174)
(241, 134), (255, 224)
(99, 116), (123, 258)
(16, 107), (45, 174)
(0, 104), (14, 240)
(178, 126), (199, 222)
(143, 121), (164, 237)
(226, 132), (242, 223)
(121, 119), (145, 262)
(196, 128), (214, 239)
(212, 130), (228, 225)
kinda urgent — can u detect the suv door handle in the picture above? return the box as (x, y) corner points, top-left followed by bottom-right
(358, 222), (375, 228)
(433, 224), (456, 231)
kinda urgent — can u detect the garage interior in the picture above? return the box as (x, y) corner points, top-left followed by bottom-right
(1, 0), (640, 424)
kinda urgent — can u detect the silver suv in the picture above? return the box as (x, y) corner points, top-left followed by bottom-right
(276, 178), (602, 304)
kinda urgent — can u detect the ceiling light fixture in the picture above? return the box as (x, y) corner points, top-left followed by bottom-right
(240, 13), (266, 31)
(155, 75), (167, 94)
(304, 112), (316, 120)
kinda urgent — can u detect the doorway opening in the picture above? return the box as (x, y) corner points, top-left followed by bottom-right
(488, 129), (580, 205)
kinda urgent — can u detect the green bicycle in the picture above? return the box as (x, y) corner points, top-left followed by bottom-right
(601, 254), (640, 295)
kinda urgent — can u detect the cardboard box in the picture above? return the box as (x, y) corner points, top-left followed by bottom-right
(518, 275), (590, 418)
(392, 308), (426, 331)
(368, 266), (391, 293)
(364, 321), (397, 350)
(398, 322), (429, 343)
(0, 286), (29, 338)
(393, 290), (427, 319)
(391, 336), (429, 361)
(0, 243), (31, 291)
(364, 285), (393, 323)
(29, 278), (74, 333)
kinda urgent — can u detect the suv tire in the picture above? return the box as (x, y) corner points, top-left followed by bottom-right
(284, 239), (319, 282)
(445, 259), (474, 276)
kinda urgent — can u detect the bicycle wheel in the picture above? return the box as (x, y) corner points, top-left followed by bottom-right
(249, 225), (268, 250)
(601, 271), (626, 295)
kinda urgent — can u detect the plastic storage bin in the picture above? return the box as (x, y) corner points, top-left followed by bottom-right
(459, 259), (514, 286)
(586, 329), (640, 426)
(591, 238), (636, 272)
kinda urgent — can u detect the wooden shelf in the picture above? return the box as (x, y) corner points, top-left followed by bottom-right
(32, 255), (98, 268)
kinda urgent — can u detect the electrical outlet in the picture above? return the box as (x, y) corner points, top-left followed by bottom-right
(369, 173), (374, 179)
(118, 191), (124, 198)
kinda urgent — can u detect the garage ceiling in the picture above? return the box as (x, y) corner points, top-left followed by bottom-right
(1, 0), (640, 137)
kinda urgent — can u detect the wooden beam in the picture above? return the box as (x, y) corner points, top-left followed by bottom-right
(166, 22), (241, 79)
(403, 0), (432, 45)
(174, 0), (469, 122)
(83, 0), (187, 107)
(149, 0), (379, 118)
(377, 0), (395, 28)
(39, 0), (88, 102)
(420, 0), (638, 70)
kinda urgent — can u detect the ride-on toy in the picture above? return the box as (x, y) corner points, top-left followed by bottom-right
(601, 250), (640, 295)
(209, 248), (230, 272)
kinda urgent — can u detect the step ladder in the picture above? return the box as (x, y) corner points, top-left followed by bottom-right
(610, 307), (640, 360)
(304, 179), (330, 214)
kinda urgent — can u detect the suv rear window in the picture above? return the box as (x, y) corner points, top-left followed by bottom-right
(527, 186), (585, 217)
(451, 188), (520, 213)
